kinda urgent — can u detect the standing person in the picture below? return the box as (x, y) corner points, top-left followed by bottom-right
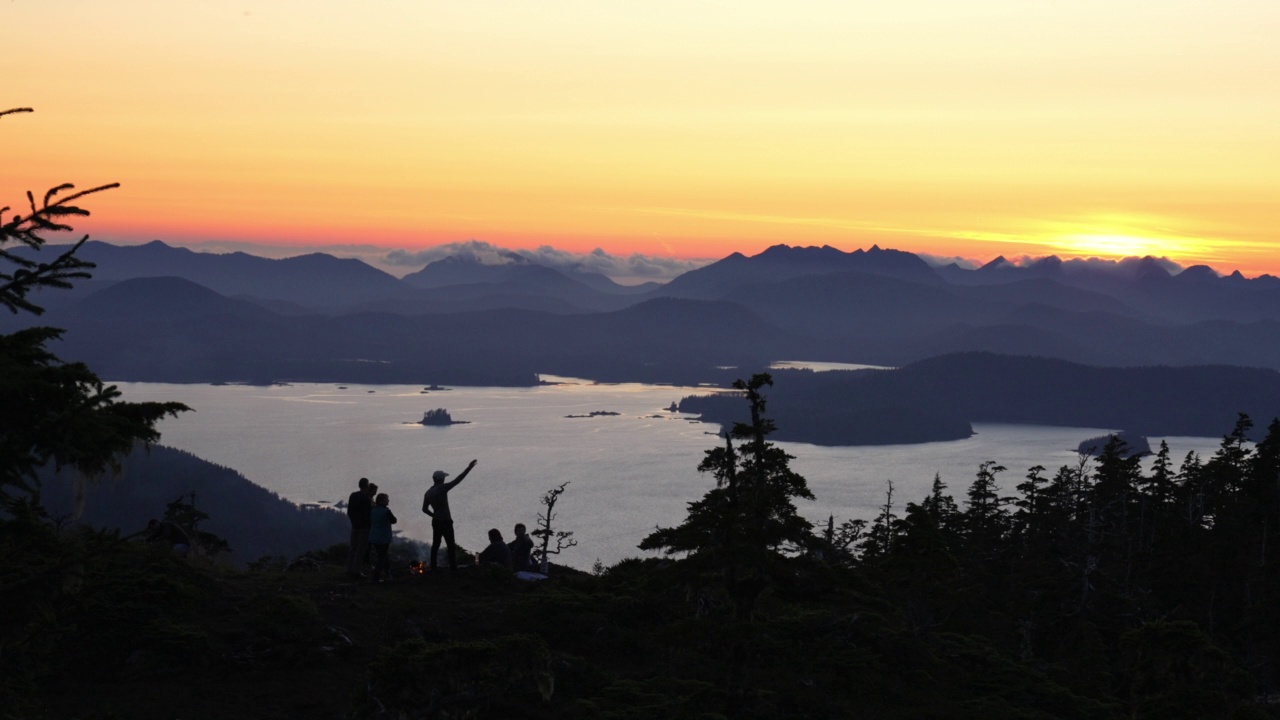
(508, 523), (534, 572)
(369, 492), (397, 583)
(422, 459), (478, 572)
(363, 482), (379, 565)
(346, 477), (372, 579)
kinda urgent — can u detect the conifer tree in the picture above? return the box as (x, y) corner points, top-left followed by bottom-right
(1138, 440), (1177, 550)
(962, 460), (1008, 551)
(816, 514), (865, 565)
(920, 472), (961, 540)
(859, 480), (899, 561)
(1011, 464), (1049, 546)
(0, 107), (187, 505)
(641, 373), (813, 618)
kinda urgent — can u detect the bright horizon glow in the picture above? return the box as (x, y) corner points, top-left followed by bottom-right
(1059, 235), (1195, 261)
(3, 1), (1278, 277)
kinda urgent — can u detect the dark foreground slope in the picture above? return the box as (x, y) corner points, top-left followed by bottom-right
(9, 537), (1116, 720)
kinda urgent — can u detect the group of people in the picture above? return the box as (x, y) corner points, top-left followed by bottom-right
(345, 458), (542, 582)
(345, 477), (398, 581)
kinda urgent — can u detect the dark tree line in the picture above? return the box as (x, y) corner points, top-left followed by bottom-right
(836, 415), (1280, 717)
(653, 372), (1280, 718)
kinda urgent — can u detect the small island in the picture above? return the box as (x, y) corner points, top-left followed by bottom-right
(418, 408), (470, 426)
(564, 410), (622, 419)
(1077, 431), (1151, 457)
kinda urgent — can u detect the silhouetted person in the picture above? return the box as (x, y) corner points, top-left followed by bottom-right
(363, 482), (379, 565)
(347, 477), (372, 578)
(146, 518), (191, 556)
(508, 523), (534, 571)
(369, 492), (397, 583)
(422, 459), (477, 572)
(478, 527), (512, 569)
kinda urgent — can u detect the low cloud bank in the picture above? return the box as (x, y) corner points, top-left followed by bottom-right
(385, 240), (711, 284)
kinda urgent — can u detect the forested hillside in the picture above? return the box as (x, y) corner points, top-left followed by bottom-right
(37, 444), (353, 566)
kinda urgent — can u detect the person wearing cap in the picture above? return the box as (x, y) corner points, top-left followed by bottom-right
(422, 459), (478, 572)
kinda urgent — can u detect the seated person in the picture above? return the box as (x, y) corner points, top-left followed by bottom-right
(477, 527), (512, 569)
(508, 523), (535, 571)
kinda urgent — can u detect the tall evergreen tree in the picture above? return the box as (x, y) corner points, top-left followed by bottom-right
(0, 108), (187, 506)
(641, 373), (814, 618)
(859, 480), (899, 562)
(962, 460), (1008, 552)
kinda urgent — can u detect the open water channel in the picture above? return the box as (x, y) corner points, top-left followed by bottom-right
(116, 376), (1225, 568)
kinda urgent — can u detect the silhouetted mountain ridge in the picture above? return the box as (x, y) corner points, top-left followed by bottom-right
(17, 279), (792, 386)
(16, 240), (408, 310)
(10, 240), (1280, 388)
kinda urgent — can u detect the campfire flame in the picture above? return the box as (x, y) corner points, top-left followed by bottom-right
(408, 560), (426, 575)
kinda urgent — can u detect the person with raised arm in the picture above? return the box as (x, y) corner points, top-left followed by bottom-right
(422, 459), (477, 572)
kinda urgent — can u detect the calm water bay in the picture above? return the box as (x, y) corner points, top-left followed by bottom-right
(116, 379), (1225, 569)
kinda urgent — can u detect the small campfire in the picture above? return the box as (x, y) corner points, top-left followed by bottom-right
(408, 560), (427, 575)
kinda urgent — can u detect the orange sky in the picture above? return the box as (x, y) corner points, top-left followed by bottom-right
(4, 1), (1278, 276)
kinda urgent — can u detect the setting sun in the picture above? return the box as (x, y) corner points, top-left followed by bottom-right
(1053, 234), (1197, 261)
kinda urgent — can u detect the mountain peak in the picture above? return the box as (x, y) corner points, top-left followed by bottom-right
(1175, 264), (1219, 283)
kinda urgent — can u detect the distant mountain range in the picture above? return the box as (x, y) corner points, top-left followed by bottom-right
(10, 275), (786, 385)
(23, 240), (408, 311)
(7, 239), (1279, 442)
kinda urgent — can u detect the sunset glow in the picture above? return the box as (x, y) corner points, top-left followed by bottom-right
(3, 1), (1278, 276)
